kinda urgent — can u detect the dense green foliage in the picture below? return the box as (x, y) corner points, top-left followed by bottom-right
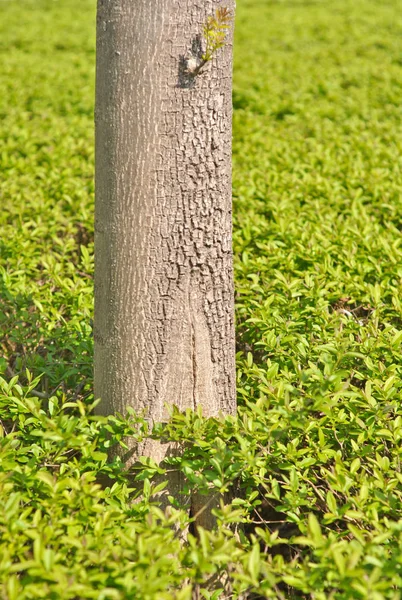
(1, 0), (402, 598)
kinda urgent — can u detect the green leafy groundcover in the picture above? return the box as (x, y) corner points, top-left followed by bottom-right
(1, 0), (402, 598)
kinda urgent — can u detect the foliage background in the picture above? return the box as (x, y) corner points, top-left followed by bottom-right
(1, 0), (402, 598)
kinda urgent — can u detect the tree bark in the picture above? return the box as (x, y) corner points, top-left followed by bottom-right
(94, 0), (236, 521)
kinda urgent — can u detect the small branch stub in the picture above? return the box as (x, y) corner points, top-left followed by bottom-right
(186, 7), (232, 77)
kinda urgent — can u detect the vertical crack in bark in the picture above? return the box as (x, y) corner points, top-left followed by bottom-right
(190, 286), (197, 413)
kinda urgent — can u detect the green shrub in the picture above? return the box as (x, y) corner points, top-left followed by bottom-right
(1, 0), (402, 598)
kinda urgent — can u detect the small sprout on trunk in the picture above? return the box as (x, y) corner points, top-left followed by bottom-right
(186, 7), (232, 78)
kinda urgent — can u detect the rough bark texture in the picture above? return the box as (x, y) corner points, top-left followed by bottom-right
(94, 0), (235, 484)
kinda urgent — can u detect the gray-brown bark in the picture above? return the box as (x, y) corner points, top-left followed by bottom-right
(94, 0), (236, 513)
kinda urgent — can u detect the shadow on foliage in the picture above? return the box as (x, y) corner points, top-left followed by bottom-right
(0, 254), (92, 402)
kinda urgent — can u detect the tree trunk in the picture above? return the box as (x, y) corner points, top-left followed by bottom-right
(94, 0), (236, 525)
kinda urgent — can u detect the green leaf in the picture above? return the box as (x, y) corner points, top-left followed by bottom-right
(248, 543), (260, 583)
(308, 513), (324, 546)
(350, 458), (361, 474)
(326, 491), (337, 514)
